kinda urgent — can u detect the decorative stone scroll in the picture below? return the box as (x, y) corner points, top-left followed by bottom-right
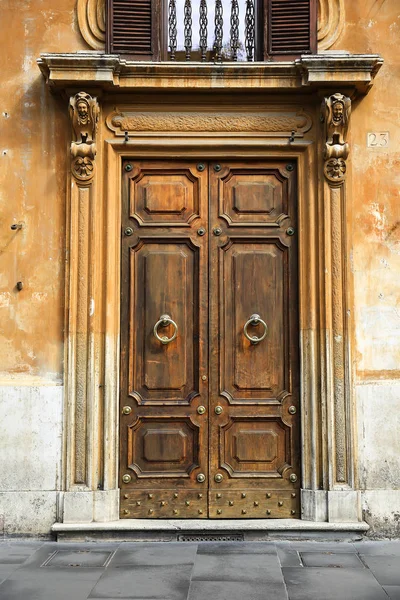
(77, 0), (105, 51)
(321, 93), (351, 184)
(69, 92), (99, 182)
(106, 110), (313, 136)
(318, 0), (345, 51)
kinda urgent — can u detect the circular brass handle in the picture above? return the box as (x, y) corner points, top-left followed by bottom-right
(122, 406), (132, 415)
(122, 474), (131, 483)
(214, 473), (223, 483)
(153, 314), (178, 345)
(243, 314), (268, 345)
(197, 405), (206, 415)
(197, 473), (206, 483)
(215, 406), (223, 415)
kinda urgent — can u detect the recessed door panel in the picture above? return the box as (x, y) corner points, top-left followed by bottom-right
(130, 167), (201, 226)
(129, 241), (199, 404)
(219, 168), (289, 227)
(127, 417), (200, 477)
(220, 240), (287, 401)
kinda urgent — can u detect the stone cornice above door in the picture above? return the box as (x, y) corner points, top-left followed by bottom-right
(37, 53), (383, 96)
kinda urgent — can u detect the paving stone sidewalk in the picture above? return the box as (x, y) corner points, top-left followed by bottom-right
(0, 539), (399, 599)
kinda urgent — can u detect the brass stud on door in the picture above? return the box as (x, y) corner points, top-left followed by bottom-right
(290, 474), (298, 483)
(213, 227), (222, 236)
(122, 474), (131, 483)
(197, 473), (206, 483)
(197, 228), (206, 236)
(215, 406), (223, 415)
(197, 163), (206, 172)
(229, 501), (234, 506)
(288, 405), (297, 414)
(216, 493), (222, 499)
(286, 227), (295, 236)
(217, 509), (222, 515)
(214, 474), (223, 483)
(122, 406), (132, 415)
(124, 163), (133, 172)
(197, 405), (206, 415)
(124, 227), (133, 237)
(213, 164), (222, 172)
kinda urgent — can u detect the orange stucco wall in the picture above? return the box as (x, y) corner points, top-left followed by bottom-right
(1, 0), (399, 384)
(0, 1), (87, 382)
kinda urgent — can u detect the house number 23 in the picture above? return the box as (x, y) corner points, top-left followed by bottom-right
(367, 132), (389, 148)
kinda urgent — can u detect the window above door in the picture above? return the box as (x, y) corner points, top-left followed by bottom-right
(106, 0), (317, 62)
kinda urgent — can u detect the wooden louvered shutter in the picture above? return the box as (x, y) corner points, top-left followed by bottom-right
(265, 0), (317, 60)
(106, 0), (163, 60)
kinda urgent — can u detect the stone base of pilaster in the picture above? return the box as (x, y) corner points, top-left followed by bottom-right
(61, 490), (119, 523)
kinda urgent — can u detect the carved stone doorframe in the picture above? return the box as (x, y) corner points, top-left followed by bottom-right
(58, 88), (362, 525)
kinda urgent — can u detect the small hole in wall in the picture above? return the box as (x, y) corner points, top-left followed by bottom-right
(3, 112), (9, 118)
(2, 150), (7, 156)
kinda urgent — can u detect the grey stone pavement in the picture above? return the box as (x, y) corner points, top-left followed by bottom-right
(0, 540), (400, 600)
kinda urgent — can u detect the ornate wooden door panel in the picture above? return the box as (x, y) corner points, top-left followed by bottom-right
(120, 159), (300, 519)
(120, 161), (209, 518)
(209, 161), (300, 518)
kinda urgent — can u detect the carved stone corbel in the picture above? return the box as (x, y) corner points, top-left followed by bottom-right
(69, 92), (99, 181)
(322, 93), (351, 184)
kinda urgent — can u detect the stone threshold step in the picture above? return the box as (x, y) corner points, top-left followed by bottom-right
(53, 519), (369, 542)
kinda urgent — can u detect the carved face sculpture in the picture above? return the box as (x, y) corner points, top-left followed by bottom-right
(77, 100), (89, 123)
(332, 101), (344, 124)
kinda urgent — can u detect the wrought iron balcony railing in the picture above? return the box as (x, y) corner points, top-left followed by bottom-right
(168, 0), (256, 62)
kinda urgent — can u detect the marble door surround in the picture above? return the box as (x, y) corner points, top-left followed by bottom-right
(38, 53), (383, 529)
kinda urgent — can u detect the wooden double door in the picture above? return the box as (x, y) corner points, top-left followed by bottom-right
(120, 159), (300, 519)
